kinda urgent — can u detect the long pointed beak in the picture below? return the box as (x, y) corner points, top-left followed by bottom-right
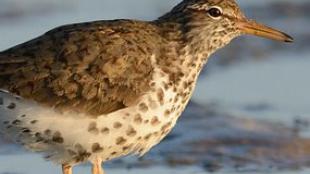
(237, 20), (294, 43)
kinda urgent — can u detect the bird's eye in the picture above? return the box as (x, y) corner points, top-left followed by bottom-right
(208, 7), (223, 19)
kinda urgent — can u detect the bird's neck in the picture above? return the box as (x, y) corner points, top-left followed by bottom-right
(153, 18), (212, 84)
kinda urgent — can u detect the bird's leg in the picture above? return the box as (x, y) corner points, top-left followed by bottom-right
(62, 164), (72, 174)
(91, 158), (104, 174)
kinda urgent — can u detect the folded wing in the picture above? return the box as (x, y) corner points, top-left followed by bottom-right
(0, 20), (160, 117)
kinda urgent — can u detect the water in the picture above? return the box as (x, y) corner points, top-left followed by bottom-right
(0, 0), (309, 173)
(194, 53), (310, 129)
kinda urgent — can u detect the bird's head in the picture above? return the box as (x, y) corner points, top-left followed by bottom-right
(158, 0), (293, 57)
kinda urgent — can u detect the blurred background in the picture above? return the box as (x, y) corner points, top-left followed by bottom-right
(0, 0), (309, 174)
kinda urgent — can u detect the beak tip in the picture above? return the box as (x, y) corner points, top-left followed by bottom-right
(239, 20), (295, 43)
(284, 34), (294, 43)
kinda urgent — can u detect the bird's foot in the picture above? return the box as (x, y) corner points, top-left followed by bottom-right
(91, 158), (104, 174)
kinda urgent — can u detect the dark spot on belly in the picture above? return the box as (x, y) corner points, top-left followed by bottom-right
(157, 88), (165, 105)
(126, 126), (137, 137)
(161, 122), (172, 133)
(123, 146), (130, 151)
(74, 150), (91, 162)
(44, 129), (51, 136)
(21, 128), (31, 133)
(164, 110), (171, 117)
(144, 133), (152, 141)
(91, 143), (104, 153)
(52, 131), (64, 143)
(35, 132), (41, 137)
(138, 148), (145, 154)
(12, 119), (21, 125)
(116, 137), (126, 145)
(88, 122), (99, 135)
(30, 120), (38, 124)
(101, 127), (110, 135)
(7, 103), (16, 109)
(113, 122), (122, 129)
(138, 103), (149, 112)
(35, 132), (44, 142)
(67, 149), (77, 156)
(122, 143), (133, 151)
(151, 116), (160, 126)
(134, 114), (143, 124)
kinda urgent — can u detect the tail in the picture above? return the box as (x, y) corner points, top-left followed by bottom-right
(0, 89), (97, 164)
(0, 90), (38, 146)
(0, 53), (27, 75)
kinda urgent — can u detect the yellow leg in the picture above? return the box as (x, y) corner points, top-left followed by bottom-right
(62, 164), (72, 174)
(91, 158), (104, 174)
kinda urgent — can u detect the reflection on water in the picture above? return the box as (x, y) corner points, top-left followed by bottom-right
(0, 0), (309, 173)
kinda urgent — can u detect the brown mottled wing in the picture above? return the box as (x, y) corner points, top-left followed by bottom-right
(0, 20), (160, 117)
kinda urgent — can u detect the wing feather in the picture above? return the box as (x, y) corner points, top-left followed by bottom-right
(0, 20), (160, 117)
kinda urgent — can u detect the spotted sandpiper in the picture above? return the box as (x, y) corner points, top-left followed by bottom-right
(0, 0), (293, 174)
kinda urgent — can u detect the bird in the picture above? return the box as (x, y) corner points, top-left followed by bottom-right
(0, 0), (293, 174)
